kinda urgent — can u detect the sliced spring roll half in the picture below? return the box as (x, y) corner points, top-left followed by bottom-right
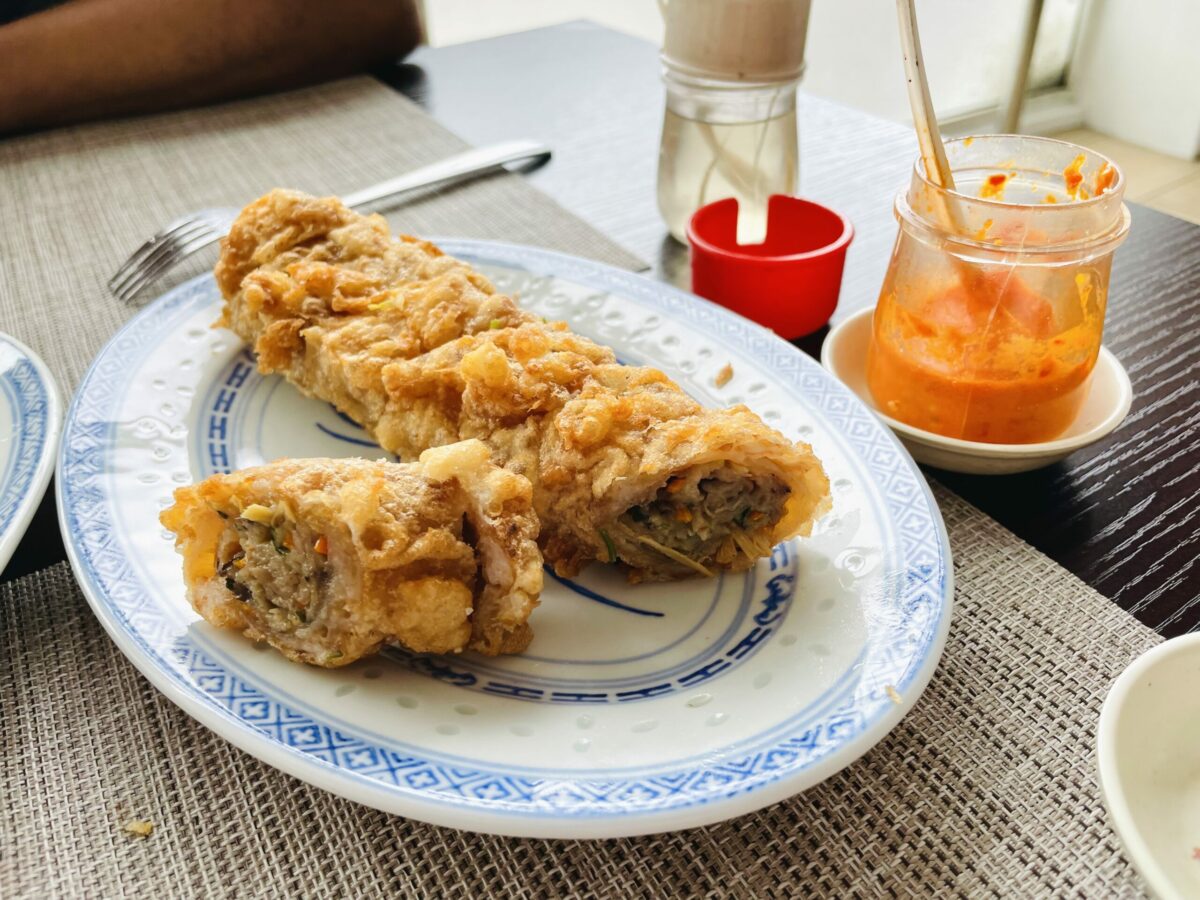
(382, 332), (831, 580)
(556, 372), (830, 581)
(159, 441), (542, 666)
(215, 189), (831, 582)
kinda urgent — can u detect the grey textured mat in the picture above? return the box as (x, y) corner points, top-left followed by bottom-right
(0, 76), (644, 393)
(1, 487), (1155, 897)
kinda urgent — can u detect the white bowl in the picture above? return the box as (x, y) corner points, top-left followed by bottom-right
(1097, 634), (1200, 900)
(820, 307), (1133, 475)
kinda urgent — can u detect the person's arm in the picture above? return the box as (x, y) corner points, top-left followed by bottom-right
(0, 0), (424, 134)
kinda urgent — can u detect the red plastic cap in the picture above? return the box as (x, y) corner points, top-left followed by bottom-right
(687, 195), (854, 339)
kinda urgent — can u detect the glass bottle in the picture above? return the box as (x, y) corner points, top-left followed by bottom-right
(867, 135), (1130, 444)
(656, 0), (810, 245)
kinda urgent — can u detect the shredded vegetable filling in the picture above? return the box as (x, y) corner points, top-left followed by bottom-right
(617, 465), (788, 574)
(215, 516), (329, 631)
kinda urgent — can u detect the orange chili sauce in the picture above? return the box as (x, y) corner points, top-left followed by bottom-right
(1064, 155), (1087, 199)
(867, 272), (1100, 443)
(1063, 155), (1117, 200)
(979, 173), (1010, 200)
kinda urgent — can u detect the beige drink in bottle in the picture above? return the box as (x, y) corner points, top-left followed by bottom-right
(656, 0), (811, 245)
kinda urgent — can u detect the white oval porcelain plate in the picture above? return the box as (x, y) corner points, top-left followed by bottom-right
(0, 332), (61, 575)
(58, 241), (952, 838)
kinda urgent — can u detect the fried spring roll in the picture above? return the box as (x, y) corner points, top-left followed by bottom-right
(215, 190), (831, 581)
(160, 441), (542, 666)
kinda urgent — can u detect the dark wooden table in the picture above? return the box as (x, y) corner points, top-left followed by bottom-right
(11, 22), (1199, 637)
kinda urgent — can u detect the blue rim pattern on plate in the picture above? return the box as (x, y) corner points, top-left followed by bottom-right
(58, 242), (952, 827)
(0, 333), (59, 572)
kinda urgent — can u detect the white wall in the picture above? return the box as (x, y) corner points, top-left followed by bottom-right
(803, 0), (1030, 123)
(422, 0), (662, 47)
(423, 1), (1044, 123)
(421, 0), (1199, 158)
(1072, 0), (1200, 160)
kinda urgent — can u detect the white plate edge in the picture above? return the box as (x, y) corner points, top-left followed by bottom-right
(0, 332), (63, 575)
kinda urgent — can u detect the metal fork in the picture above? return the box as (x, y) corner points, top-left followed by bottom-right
(107, 139), (552, 304)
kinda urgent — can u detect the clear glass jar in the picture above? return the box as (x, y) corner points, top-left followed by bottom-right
(867, 134), (1130, 444)
(657, 71), (799, 244)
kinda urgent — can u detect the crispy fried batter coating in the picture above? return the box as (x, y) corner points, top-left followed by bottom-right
(160, 442), (542, 666)
(215, 190), (830, 580)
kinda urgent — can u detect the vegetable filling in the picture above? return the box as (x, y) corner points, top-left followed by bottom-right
(615, 465), (789, 574)
(215, 514), (329, 632)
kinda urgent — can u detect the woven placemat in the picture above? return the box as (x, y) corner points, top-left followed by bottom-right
(0, 486), (1155, 898)
(0, 71), (1158, 897)
(0, 76), (644, 393)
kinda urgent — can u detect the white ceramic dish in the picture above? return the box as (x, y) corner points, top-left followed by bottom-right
(58, 242), (952, 838)
(821, 307), (1133, 475)
(1097, 634), (1200, 900)
(0, 332), (61, 574)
